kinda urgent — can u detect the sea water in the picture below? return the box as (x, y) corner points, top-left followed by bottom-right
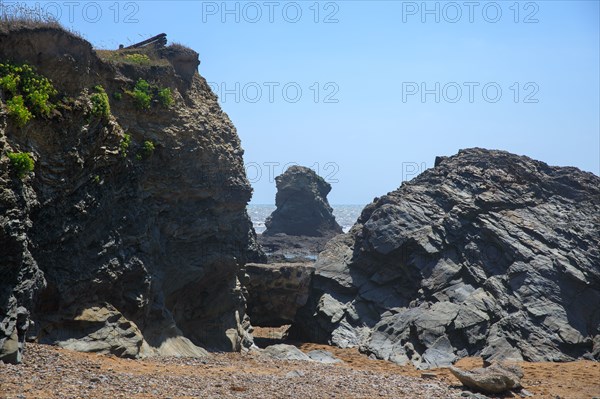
(248, 204), (364, 234)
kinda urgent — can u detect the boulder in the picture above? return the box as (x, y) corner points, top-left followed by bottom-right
(450, 363), (523, 394)
(262, 344), (311, 361)
(262, 344), (342, 363)
(263, 166), (342, 237)
(245, 263), (315, 326)
(294, 148), (600, 369)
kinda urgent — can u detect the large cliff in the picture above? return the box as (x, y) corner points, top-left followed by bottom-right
(1, 24), (263, 362)
(294, 148), (600, 369)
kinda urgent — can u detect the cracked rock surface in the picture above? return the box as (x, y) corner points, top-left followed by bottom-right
(294, 148), (600, 369)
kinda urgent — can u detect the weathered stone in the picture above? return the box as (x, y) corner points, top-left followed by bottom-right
(450, 363), (523, 394)
(294, 148), (600, 368)
(263, 166), (342, 237)
(262, 344), (311, 361)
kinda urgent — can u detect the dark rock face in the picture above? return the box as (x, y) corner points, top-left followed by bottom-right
(263, 166), (342, 238)
(1, 26), (262, 362)
(245, 263), (314, 326)
(294, 148), (600, 369)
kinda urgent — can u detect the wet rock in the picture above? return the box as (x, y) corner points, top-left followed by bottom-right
(263, 166), (342, 237)
(295, 148), (600, 369)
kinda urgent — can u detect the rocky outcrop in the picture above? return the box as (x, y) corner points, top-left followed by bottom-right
(294, 148), (600, 369)
(450, 363), (523, 394)
(245, 263), (314, 326)
(263, 166), (342, 238)
(1, 25), (262, 362)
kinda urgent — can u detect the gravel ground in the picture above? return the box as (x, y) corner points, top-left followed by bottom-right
(0, 343), (463, 399)
(2, 342), (599, 399)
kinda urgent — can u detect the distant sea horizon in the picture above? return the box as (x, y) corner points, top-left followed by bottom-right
(248, 204), (365, 234)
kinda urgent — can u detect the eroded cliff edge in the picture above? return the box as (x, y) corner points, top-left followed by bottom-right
(294, 148), (600, 369)
(1, 24), (263, 362)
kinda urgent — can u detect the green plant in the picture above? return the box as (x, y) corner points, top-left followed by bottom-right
(129, 79), (152, 110)
(90, 85), (111, 119)
(124, 53), (151, 65)
(7, 152), (35, 178)
(142, 140), (155, 157)
(0, 73), (19, 93)
(113, 92), (123, 101)
(126, 79), (174, 110)
(119, 133), (131, 157)
(6, 95), (33, 127)
(93, 175), (101, 184)
(0, 62), (57, 125)
(157, 88), (173, 108)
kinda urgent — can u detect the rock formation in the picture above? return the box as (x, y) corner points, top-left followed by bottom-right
(263, 166), (342, 238)
(245, 263), (314, 326)
(294, 148), (600, 369)
(1, 24), (263, 362)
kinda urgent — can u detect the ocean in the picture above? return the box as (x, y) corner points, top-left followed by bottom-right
(248, 204), (365, 234)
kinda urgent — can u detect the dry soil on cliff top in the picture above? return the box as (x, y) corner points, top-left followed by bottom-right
(0, 342), (599, 399)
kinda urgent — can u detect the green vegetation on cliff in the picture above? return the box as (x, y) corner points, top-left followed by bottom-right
(0, 62), (57, 126)
(90, 85), (111, 119)
(5, 95), (33, 127)
(127, 79), (173, 110)
(130, 79), (152, 110)
(6, 152), (35, 178)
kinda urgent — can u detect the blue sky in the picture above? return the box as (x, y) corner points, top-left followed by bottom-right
(16, 0), (600, 204)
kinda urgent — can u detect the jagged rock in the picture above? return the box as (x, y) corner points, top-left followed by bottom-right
(450, 363), (523, 394)
(245, 263), (314, 326)
(1, 24), (262, 361)
(294, 148), (600, 369)
(263, 166), (342, 237)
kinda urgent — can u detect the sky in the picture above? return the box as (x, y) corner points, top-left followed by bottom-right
(12, 0), (600, 204)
